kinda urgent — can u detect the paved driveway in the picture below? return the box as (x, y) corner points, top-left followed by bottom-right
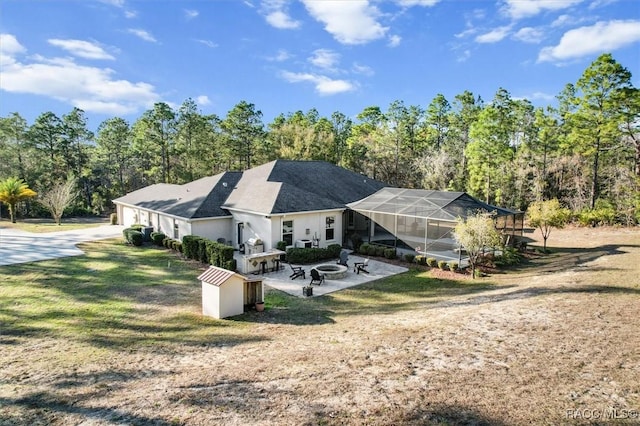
(0, 225), (125, 266)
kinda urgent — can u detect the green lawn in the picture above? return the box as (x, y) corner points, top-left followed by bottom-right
(0, 239), (493, 349)
(0, 218), (106, 233)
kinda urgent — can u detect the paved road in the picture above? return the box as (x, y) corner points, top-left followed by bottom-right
(0, 224), (125, 266)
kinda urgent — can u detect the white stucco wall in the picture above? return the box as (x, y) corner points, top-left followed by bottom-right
(191, 218), (233, 243)
(271, 210), (344, 248)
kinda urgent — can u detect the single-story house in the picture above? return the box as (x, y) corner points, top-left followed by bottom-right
(113, 160), (387, 255)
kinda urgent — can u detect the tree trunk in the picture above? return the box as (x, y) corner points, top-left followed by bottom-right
(590, 137), (600, 209)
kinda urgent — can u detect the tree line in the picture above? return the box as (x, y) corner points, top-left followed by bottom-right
(0, 53), (638, 224)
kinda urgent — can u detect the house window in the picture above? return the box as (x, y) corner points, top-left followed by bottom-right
(174, 221), (179, 239)
(325, 216), (335, 241)
(282, 220), (293, 246)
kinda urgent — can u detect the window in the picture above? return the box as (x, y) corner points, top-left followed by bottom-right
(282, 220), (293, 246)
(174, 221), (179, 239)
(325, 216), (335, 241)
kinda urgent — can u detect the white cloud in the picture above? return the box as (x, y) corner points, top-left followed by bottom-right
(124, 10), (137, 18)
(528, 91), (555, 101)
(456, 49), (471, 62)
(127, 28), (157, 43)
(538, 20), (640, 62)
(266, 49), (292, 62)
(280, 71), (356, 95)
(352, 63), (374, 76)
(309, 49), (340, 70)
(100, 0), (125, 7)
(500, 0), (584, 20)
(397, 0), (440, 6)
(48, 39), (115, 60)
(302, 0), (388, 45)
(475, 25), (512, 43)
(185, 9), (199, 20)
(513, 27), (544, 43)
(388, 34), (402, 47)
(262, 0), (301, 29)
(0, 35), (160, 115)
(266, 10), (301, 29)
(0, 33), (26, 56)
(196, 39), (218, 48)
(196, 95), (211, 106)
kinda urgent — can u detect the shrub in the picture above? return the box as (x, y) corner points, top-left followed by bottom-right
(449, 261), (459, 272)
(327, 243), (342, 258)
(172, 241), (183, 253)
(109, 213), (118, 225)
(367, 245), (378, 256)
(384, 248), (396, 259)
(286, 247), (336, 264)
(276, 241), (287, 251)
(130, 224), (144, 232)
(578, 199), (617, 227)
(437, 260), (448, 270)
(404, 254), (415, 263)
(128, 230), (143, 246)
(414, 255), (427, 265)
(359, 243), (370, 255)
(426, 257), (437, 267)
(375, 245), (385, 257)
(150, 232), (166, 246)
(495, 247), (522, 267)
(181, 235), (200, 260)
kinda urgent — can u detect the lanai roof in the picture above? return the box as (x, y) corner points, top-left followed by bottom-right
(347, 187), (519, 222)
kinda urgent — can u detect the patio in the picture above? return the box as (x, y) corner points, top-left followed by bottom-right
(236, 253), (408, 298)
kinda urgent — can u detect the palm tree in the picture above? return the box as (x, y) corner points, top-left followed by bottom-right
(0, 177), (37, 223)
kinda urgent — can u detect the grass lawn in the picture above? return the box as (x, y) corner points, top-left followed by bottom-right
(0, 217), (107, 233)
(1, 227), (639, 425)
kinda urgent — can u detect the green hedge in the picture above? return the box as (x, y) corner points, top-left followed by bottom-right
(150, 232), (166, 246)
(404, 254), (415, 263)
(383, 248), (396, 259)
(182, 235), (234, 269)
(286, 246), (342, 264)
(437, 260), (448, 270)
(123, 227), (144, 246)
(426, 257), (437, 267)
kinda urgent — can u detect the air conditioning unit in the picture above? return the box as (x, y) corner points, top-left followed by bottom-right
(295, 239), (312, 248)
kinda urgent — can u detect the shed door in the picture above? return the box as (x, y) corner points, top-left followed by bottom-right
(243, 280), (262, 306)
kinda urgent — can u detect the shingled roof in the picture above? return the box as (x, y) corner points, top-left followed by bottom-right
(222, 160), (388, 215)
(113, 171), (242, 219)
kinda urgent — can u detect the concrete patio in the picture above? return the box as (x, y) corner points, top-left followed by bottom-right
(240, 253), (409, 298)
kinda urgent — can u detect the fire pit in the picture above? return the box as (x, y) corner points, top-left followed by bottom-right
(314, 264), (348, 280)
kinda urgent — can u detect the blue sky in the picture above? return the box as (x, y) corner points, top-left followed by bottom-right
(1, 0), (639, 130)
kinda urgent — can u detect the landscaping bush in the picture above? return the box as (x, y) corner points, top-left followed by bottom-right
(327, 243), (342, 258)
(384, 248), (396, 259)
(375, 245), (385, 257)
(367, 245), (378, 256)
(128, 230), (143, 246)
(449, 261), (459, 272)
(286, 247), (336, 264)
(404, 254), (415, 263)
(171, 241), (183, 253)
(438, 260), (448, 270)
(494, 247), (522, 267)
(123, 227), (144, 246)
(276, 241), (287, 251)
(359, 243), (370, 255)
(578, 199), (617, 227)
(426, 257), (437, 267)
(181, 235), (200, 260)
(109, 213), (117, 225)
(414, 255), (427, 265)
(150, 232), (166, 246)
(130, 224), (144, 232)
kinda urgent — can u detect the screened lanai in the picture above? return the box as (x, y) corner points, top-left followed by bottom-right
(346, 188), (524, 266)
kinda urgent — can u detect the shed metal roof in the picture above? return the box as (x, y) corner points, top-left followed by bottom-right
(198, 266), (247, 286)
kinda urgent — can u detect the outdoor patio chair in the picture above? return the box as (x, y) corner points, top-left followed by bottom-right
(354, 258), (369, 274)
(288, 264), (306, 280)
(337, 250), (349, 267)
(309, 268), (325, 285)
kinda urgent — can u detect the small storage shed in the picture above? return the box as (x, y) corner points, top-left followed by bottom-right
(199, 266), (263, 319)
